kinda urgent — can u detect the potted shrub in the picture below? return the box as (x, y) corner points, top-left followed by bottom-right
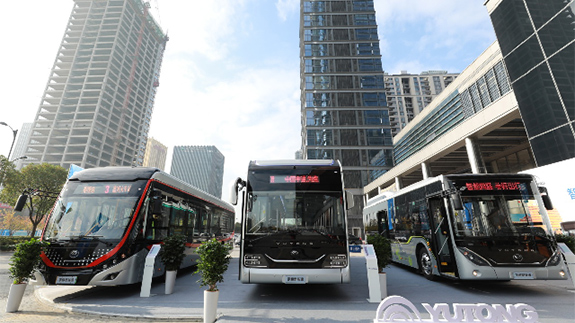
(159, 234), (186, 294)
(195, 238), (232, 323)
(6, 238), (47, 313)
(366, 234), (392, 298)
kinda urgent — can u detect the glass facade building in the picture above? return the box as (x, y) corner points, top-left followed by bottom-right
(394, 60), (513, 165)
(299, 0), (393, 234)
(22, 0), (167, 170)
(385, 70), (459, 136)
(487, 0), (575, 167)
(170, 146), (225, 199)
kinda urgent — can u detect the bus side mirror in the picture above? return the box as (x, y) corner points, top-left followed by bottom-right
(450, 193), (463, 210)
(346, 190), (355, 210)
(230, 177), (245, 206)
(539, 187), (554, 210)
(542, 195), (553, 210)
(14, 194), (28, 212)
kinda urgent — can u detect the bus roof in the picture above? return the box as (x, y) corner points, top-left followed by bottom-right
(151, 171), (234, 212)
(69, 167), (160, 181)
(364, 173), (537, 211)
(68, 166), (234, 213)
(250, 159), (338, 167)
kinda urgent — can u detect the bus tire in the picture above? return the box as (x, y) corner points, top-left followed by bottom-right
(418, 248), (436, 281)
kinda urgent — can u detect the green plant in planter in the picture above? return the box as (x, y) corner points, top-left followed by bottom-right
(366, 234), (392, 272)
(555, 234), (575, 253)
(9, 238), (48, 284)
(160, 234), (186, 271)
(195, 238), (232, 291)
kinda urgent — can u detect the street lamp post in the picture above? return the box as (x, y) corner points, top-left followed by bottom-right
(11, 155), (28, 163)
(0, 122), (18, 160)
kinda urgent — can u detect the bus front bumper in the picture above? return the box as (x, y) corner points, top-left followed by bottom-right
(457, 264), (568, 280)
(241, 267), (350, 284)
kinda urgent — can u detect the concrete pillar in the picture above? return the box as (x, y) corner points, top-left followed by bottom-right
(395, 176), (403, 190)
(421, 162), (431, 179)
(465, 137), (487, 174)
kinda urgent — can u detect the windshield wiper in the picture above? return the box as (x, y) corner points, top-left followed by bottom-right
(66, 235), (114, 247)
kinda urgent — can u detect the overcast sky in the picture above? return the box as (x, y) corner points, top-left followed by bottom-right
(0, 0), (496, 202)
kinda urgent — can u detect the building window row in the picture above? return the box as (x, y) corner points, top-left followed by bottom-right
(306, 128), (392, 147)
(304, 42), (380, 57)
(303, 1), (374, 13)
(305, 91), (386, 108)
(304, 14), (376, 27)
(304, 58), (382, 73)
(306, 109), (390, 126)
(305, 75), (384, 90)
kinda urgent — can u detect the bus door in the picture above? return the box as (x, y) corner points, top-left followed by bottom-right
(377, 210), (389, 237)
(428, 197), (456, 277)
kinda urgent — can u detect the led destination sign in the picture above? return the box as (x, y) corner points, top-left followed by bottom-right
(270, 175), (320, 184)
(75, 183), (133, 195)
(464, 182), (523, 191)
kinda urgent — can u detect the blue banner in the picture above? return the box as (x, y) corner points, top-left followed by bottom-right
(67, 164), (84, 179)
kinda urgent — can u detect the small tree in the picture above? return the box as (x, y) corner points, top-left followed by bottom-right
(9, 238), (48, 284)
(367, 234), (392, 272)
(160, 234), (186, 271)
(195, 238), (232, 291)
(0, 155), (17, 188)
(0, 163), (67, 237)
(0, 210), (32, 235)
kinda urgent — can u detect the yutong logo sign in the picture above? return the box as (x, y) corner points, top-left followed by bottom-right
(374, 296), (539, 323)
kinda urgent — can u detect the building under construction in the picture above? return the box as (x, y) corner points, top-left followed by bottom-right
(22, 0), (167, 169)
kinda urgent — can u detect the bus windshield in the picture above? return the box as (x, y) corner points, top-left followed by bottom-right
(44, 181), (146, 241)
(452, 195), (549, 238)
(246, 190), (346, 236)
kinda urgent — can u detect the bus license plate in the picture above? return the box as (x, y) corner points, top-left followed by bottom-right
(513, 272), (534, 279)
(56, 276), (78, 284)
(283, 275), (307, 284)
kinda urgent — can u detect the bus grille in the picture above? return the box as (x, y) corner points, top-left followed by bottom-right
(44, 246), (114, 267)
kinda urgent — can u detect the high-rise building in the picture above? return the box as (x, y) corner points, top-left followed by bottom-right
(142, 137), (167, 170)
(385, 70), (459, 136)
(299, 0), (393, 234)
(485, 0), (574, 167)
(170, 146), (225, 199)
(22, 0), (167, 170)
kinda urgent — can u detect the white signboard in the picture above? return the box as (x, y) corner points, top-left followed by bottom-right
(140, 244), (161, 297)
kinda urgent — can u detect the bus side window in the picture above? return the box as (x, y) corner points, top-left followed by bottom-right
(145, 199), (168, 241)
(185, 205), (196, 243)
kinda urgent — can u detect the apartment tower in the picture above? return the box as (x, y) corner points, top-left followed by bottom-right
(385, 70), (458, 136)
(22, 0), (167, 169)
(170, 146), (225, 199)
(142, 137), (167, 170)
(299, 0), (393, 234)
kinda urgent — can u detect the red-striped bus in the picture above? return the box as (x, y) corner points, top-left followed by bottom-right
(36, 167), (234, 286)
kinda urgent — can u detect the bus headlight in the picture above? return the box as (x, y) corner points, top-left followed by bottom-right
(457, 247), (490, 266)
(546, 252), (562, 267)
(322, 254), (348, 268)
(244, 254), (268, 267)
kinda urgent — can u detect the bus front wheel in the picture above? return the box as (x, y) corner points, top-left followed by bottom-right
(418, 248), (435, 281)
